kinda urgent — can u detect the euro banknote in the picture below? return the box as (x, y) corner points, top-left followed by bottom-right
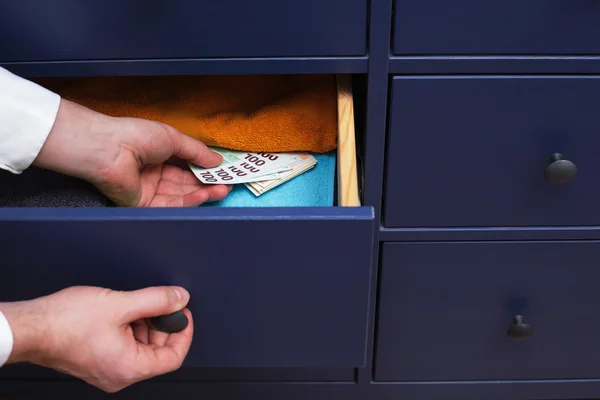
(189, 147), (302, 184)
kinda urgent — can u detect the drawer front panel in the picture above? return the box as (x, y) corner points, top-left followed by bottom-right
(393, 0), (600, 55)
(0, 208), (374, 368)
(384, 76), (600, 228)
(375, 241), (600, 382)
(0, 0), (367, 61)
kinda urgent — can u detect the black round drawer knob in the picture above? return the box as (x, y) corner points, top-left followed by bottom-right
(506, 315), (533, 340)
(148, 311), (189, 333)
(544, 153), (577, 184)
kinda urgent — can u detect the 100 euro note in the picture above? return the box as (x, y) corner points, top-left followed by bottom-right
(244, 154), (317, 196)
(189, 147), (302, 184)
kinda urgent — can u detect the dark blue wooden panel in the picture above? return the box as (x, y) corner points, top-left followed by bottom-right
(384, 76), (600, 228)
(0, 363), (355, 382)
(375, 241), (600, 382)
(393, 0), (600, 55)
(0, 380), (367, 400)
(0, 207), (374, 368)
(0, 57), (368, 78)
(357, 0), (393, 386)
(7, 377), (600, 400)
(380, 226), (600, 242)
(389, 56), (600, 75)
(0, 0), (367, 61)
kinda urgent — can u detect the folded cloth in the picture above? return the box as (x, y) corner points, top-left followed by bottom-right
(33, 75), (339, 154)
(202, 152), (336, 207)
(0, 167), (108, 207)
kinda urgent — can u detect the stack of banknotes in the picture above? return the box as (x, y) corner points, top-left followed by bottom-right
(189, 147), (317, 196)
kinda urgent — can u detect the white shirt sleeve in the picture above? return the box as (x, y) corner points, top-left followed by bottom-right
(0, 68), (61, 365)
(0, 67), (61, 174)
(0, 310), (14, 367)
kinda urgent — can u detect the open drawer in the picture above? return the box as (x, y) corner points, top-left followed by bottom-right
(0, 75), (374, 368)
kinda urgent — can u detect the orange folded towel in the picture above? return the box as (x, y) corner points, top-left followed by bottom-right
(34, 74), (339, 153)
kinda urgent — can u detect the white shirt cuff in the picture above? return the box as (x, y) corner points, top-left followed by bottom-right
(0, 67), (61, 174)
(0, 310), (14, 367)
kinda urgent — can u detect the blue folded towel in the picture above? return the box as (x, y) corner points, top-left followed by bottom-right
(202, 151), (336, 208)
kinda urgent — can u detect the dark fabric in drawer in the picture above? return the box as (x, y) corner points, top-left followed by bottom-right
(0, 167), (107, 207)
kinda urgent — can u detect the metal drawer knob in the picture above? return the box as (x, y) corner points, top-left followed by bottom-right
(506, 315), (533, 340)
(544, 153), (577, 184)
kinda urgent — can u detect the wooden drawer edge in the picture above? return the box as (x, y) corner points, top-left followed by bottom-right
(336, 75), (360, 207)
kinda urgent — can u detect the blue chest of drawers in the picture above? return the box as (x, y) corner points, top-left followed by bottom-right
(2, 1), (600, 399)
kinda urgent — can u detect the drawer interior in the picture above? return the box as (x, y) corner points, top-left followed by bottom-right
(1, 73), (365, 209)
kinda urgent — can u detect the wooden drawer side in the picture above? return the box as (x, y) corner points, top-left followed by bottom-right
(336, 75), (360, 207)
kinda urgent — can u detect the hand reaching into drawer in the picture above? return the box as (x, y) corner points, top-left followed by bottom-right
(0, 67), (231, 207)
(33, 98), (232, 207)
(0, 285), (193, 392)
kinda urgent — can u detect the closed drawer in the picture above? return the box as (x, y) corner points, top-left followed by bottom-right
(0, 76), (374, 369)
(375, 241), (600, 382)
(383, 75), (600, 228)
(0, 0), (367, 62)
(392, 0), (600, 55)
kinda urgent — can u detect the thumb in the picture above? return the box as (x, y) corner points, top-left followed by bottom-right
(117, 286), (190, 323)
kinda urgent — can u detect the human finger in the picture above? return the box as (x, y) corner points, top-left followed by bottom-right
(151, 309), (194, 375)
(182, 186), (230, 206)
(135, 309), (194, 377)
(169, 128), (222, 168)
(156, 180), (203, 196)
(164, 156), (189, 169)
(156, 179), (230, 197)
(164, 309), (194, 353)
(148, 328), (170, 347)
(161, 164), (213, 185)
(150, 186), (230, 207)
(131, 320), (150, 345)
(149, 192), (208, 207)
(117, 286), (190, 324)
